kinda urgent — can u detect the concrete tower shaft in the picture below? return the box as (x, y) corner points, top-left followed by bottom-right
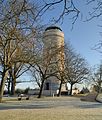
(42, 26), (66, 96)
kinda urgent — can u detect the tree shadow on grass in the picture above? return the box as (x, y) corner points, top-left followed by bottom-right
(76, 102), (102, 109)
(0, 103), (55, 110)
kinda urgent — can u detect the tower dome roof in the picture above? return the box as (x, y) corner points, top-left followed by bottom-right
(45, 26), (62, 31)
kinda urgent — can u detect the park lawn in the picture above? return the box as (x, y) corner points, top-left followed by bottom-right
(0, 107), (102, 120)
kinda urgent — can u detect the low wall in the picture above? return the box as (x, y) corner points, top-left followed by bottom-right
(28, 89), (58, 96)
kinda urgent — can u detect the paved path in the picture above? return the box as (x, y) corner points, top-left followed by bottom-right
(0, 97), (102, 110)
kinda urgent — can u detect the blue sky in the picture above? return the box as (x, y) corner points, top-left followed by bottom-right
(61, 0), (102, 67)
(62, 18), (102, 67)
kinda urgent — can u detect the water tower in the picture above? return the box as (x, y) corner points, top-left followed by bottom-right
(42, 26), (67, 96)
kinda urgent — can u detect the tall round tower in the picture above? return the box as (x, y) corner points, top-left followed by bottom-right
(42, 26), (66, 96)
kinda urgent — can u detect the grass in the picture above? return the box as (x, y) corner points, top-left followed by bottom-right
(0, 107), (102, 120)
(2, 95), (78, 102)
(0, 96), (102, 120)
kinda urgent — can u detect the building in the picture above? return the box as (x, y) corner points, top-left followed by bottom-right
(42, 26), (67, 96)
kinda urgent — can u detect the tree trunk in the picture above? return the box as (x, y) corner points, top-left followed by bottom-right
(8, 80), (11, 95)
(11, 77), (16, 95)
(0, 71), (8, 102)
(57, 80), (63, 97)
(69, 84), (73, 96)
(38, 79), (45, 98)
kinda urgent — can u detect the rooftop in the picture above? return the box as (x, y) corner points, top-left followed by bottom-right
(45, 26), (62, 31)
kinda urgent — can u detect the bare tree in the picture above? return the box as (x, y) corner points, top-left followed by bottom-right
(85, 0), (102, 55)
(64, 44), (89, 95)
(0, 0), (82, 102)
(55, 69), (66, 97)
(30, 41), (64, 98)
(36, 0), (80, 26)
(30, 68), (41, 88)
(9, 62), (31, 95)
(91, 64), (102, 93)
(86, 0), (102, 20)
(0, 0), (41, 102)
(53, 45), (66, 97)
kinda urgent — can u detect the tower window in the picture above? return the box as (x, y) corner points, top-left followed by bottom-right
(46, 83), (49, 90)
